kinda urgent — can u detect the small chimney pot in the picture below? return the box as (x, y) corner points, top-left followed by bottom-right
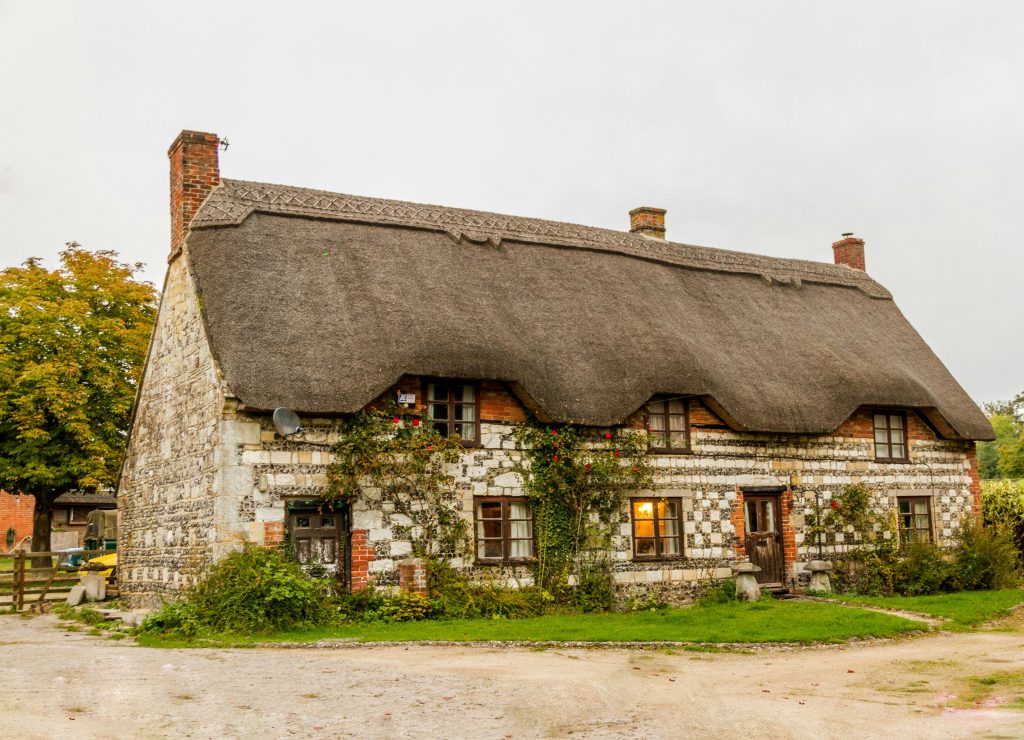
(832, 233), (866, 271)
(629, 207), (666, 239)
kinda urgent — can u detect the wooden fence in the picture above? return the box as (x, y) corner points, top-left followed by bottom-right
(0, 550), (113, 612)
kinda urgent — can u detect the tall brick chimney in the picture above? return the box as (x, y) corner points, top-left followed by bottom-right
(168, 130), (221, 256)
(832, 232), (866, 271)
(629, 206), (666, 239)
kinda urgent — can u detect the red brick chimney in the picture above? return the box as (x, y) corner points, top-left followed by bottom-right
(168, 130), (221, 256)
(629, 207), (666, 239)
(832, 233), (866, 271)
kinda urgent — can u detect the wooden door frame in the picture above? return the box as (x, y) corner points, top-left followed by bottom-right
(734, 485), (792, 588)
(286, 499), (350, 588)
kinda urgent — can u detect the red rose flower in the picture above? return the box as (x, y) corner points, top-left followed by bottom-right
(614, 451), (621, 457)
(411, 418), (420, 427)
(553, 455), (559, 462)
(551, 429), (558, 435)
(553, 442), (559, 448)
(585, 463), (592, 470)
(392, 417), (400, 424)
(604, 432), (612, 439)
(830, 501), (839, 508)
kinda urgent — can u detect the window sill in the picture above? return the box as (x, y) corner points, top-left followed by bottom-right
(875, 457), (911, 464)
(474, 558), (536, 566)
(631, 555), (686, 562)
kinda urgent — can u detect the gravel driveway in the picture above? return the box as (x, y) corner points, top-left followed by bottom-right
(1, 613), (1023, 739)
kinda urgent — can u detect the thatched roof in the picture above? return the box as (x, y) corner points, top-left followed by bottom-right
(185, 179), (993, 441)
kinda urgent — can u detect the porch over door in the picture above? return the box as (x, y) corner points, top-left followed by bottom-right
(743, 495), (784, 585)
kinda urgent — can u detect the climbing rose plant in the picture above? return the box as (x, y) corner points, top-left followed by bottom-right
(326, 404), (469, 558)
(513, 421), (651, 594)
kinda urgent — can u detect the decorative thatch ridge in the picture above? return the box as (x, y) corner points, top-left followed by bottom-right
(194, 180), (891, 299)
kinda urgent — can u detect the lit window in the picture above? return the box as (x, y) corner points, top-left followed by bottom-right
(474, 497), (534, 562)
(647, 399), (689, 452)
(427, 381), (479, 443)
(898, 497), (932, 544)
(631, 498), (682, 559)
(873, 412), (908, 462)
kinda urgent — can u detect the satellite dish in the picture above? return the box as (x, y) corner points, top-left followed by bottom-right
(272, 407), (302, 438)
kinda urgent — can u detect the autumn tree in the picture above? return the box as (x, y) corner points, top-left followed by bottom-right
(0, 244), (156, 562)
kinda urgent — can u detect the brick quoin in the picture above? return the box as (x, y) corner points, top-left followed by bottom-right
(349, 529), (375, 591)
(966, 444), (982, 518)
(0, 491), (36, 552)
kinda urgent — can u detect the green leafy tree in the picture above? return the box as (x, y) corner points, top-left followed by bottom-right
(0, 244), (156, 562)
(978, 413), (1022, 479)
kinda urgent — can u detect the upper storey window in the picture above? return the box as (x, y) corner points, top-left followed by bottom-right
(647, 398), (690, 452)
(873, 411), (908, 462)
(426, 381), (479, 443)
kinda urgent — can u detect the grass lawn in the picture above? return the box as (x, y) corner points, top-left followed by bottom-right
(830, 589), (1024, 628)
(137, 599), (924, 648)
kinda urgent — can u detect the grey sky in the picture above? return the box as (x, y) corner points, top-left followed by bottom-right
(1, 1), (1021, 406)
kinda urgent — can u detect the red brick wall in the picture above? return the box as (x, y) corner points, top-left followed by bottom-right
(836, 408), (935, 441)
(168, 130), (220, 254)
(0, 491), (35, 553)
(689, 399), (724, 427)
(479, 380), (526, 423)
(263, 521), (285, 547)
(350, 529), (375, 591)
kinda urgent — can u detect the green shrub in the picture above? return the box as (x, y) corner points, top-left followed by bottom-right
(697, 578), (736, 605)
(572, 559), (615, 612)
(140, 544), (334, 636)
(952, 518), (1022, 591)
(426, 559), (552, 619)
(892, 543), (953, 595)
(374, 591), (434, 622)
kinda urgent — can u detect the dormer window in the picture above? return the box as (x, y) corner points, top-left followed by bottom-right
(647, 398), (689, 453)
(426, 381), (479, 443)
(873, 411), (909, 462)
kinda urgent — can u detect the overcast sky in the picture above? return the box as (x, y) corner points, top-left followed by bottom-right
(1, 1), (1021, 406)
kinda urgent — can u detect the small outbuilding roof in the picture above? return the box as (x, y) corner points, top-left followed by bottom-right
(184, 179), (993, 440)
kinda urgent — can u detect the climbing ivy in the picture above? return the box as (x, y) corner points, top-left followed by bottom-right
(325, 403), (470, 558)
(512, 421), (651, 596)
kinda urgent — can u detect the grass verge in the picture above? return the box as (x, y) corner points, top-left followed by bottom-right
(829, 589), (1024, 628)
(137, 599), (923, 648)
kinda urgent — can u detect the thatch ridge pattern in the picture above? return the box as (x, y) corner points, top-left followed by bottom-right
(193, 179), (891, 299)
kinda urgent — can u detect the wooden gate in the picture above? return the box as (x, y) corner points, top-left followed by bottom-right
(743, 494), (784, 585)
(1, 549), (112, 612)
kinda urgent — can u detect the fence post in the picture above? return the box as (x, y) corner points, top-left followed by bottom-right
(14, 550), (25, 612)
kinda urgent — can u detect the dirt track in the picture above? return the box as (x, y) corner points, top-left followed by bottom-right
(1, 613), (1023, 739)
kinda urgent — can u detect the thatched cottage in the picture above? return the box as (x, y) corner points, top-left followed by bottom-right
(117, 130), (993, 607)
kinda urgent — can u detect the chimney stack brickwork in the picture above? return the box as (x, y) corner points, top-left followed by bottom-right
(168, 130), (221, 256)
(832, 235), (866, 271)
(629, 207), (667, 239)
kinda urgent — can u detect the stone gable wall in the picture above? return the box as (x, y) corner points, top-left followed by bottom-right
(117, 256), (226, 606)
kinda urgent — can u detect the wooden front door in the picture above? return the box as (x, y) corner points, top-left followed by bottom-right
(743, 494), (784, 585)
(289, 508), (344, 580)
